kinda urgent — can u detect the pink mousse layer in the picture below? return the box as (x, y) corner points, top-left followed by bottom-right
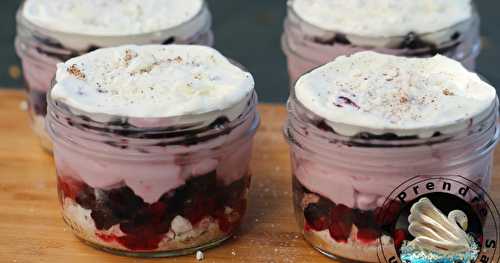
(15, 40), (59, 92)
(52, 112), (255, 204)
(292, 151), (491, 210)
(290, 129), (493, 210)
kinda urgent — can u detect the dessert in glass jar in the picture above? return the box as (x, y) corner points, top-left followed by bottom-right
(282, 0), (481, 84)
(46, 45), (260, 257)
(284, 51), (499, 262)
(15, 0), (214, 151)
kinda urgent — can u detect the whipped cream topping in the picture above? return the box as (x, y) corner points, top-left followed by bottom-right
(22, 0), (204, 36)
(52, 45), (254, 120)
(295, 51), (497, 137)
(291, 0), (472, 38)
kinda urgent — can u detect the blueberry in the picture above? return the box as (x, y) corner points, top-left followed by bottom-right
(400, 32), (431, 50)
(162, 37), (176, 45)
(316, 120), (335, 133)
(91, 203), (120, 230)
(75, 185), (96, 210)
(209, 117), (230, 130)
(105, 187), (145, 219)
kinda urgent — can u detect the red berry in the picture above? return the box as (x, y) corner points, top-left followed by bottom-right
(393, 229), (406, 250)
(214, 199), (247, 234)
(100, 230), (164, 251)
(117, 228), (164, 251)
(57, 177), (84, 201)
(182, 195), (216, 225)
(311, 216), (330, 231)
(329, 204), (353, 243)
(96, 233), (116, 243)
(148, 202), (167, 225)
(217, 215), (233, 233)
(331, 204), (352, 222)
(375, 200), (401, 226)
(357, 228), (380, 243)
(329, 223), (352, 243)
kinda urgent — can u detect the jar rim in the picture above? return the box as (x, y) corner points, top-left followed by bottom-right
(286, 0), (477, 41)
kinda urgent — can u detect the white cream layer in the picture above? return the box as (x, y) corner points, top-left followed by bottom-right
(23, 0), (204, 36)
(291, 0), (472, 38)
(295, 51), (496, 137)
(52, 45), (254, 119)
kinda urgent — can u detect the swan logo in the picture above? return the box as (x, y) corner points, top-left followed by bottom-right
(400, 198), (480, 262)
(377, 175), (500, 263)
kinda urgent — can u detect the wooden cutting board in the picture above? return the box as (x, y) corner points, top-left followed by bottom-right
(1, 90), (499, 263)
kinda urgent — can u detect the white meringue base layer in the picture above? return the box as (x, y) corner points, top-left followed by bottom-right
(304, 227), (393, 262)
(62, 198), (231, 252)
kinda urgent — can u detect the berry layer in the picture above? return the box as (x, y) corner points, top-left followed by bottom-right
(58, 170), (249, 251)
(294, 177), (400, 262)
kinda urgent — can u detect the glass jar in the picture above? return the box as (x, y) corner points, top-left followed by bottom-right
(284, 91), (499, 262)
(46, 82), (259, 257)
(282, 1), (481, 85)
(15, 0), (214, 152)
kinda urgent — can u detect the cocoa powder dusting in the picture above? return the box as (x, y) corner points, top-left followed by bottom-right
(67, 64), (85, 80)
(174, 56), (183, 63)
(443, 89), (455, 96)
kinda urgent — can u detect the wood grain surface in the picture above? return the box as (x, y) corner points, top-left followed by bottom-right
(1, 90), (499, 263)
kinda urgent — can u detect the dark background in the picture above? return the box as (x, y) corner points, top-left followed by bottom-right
(1, 1), (499, 103)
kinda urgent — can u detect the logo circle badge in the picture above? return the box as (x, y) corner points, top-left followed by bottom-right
(377, 175), (500, 263)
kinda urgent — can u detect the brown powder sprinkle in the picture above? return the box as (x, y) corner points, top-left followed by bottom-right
(400, 97), (409, 103)
(174, 56), (183, 63)
(443, 89), (455, 96)
(67, 64), (85, 80)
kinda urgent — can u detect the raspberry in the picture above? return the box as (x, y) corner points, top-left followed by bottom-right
(375, 200), (401, 226)
(393, 229), (406, 250)
(181, 195), (216, 225)
(57, 177), (84, 201)
(357, 228), (380, 243)
(329, 204), (353, 243)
